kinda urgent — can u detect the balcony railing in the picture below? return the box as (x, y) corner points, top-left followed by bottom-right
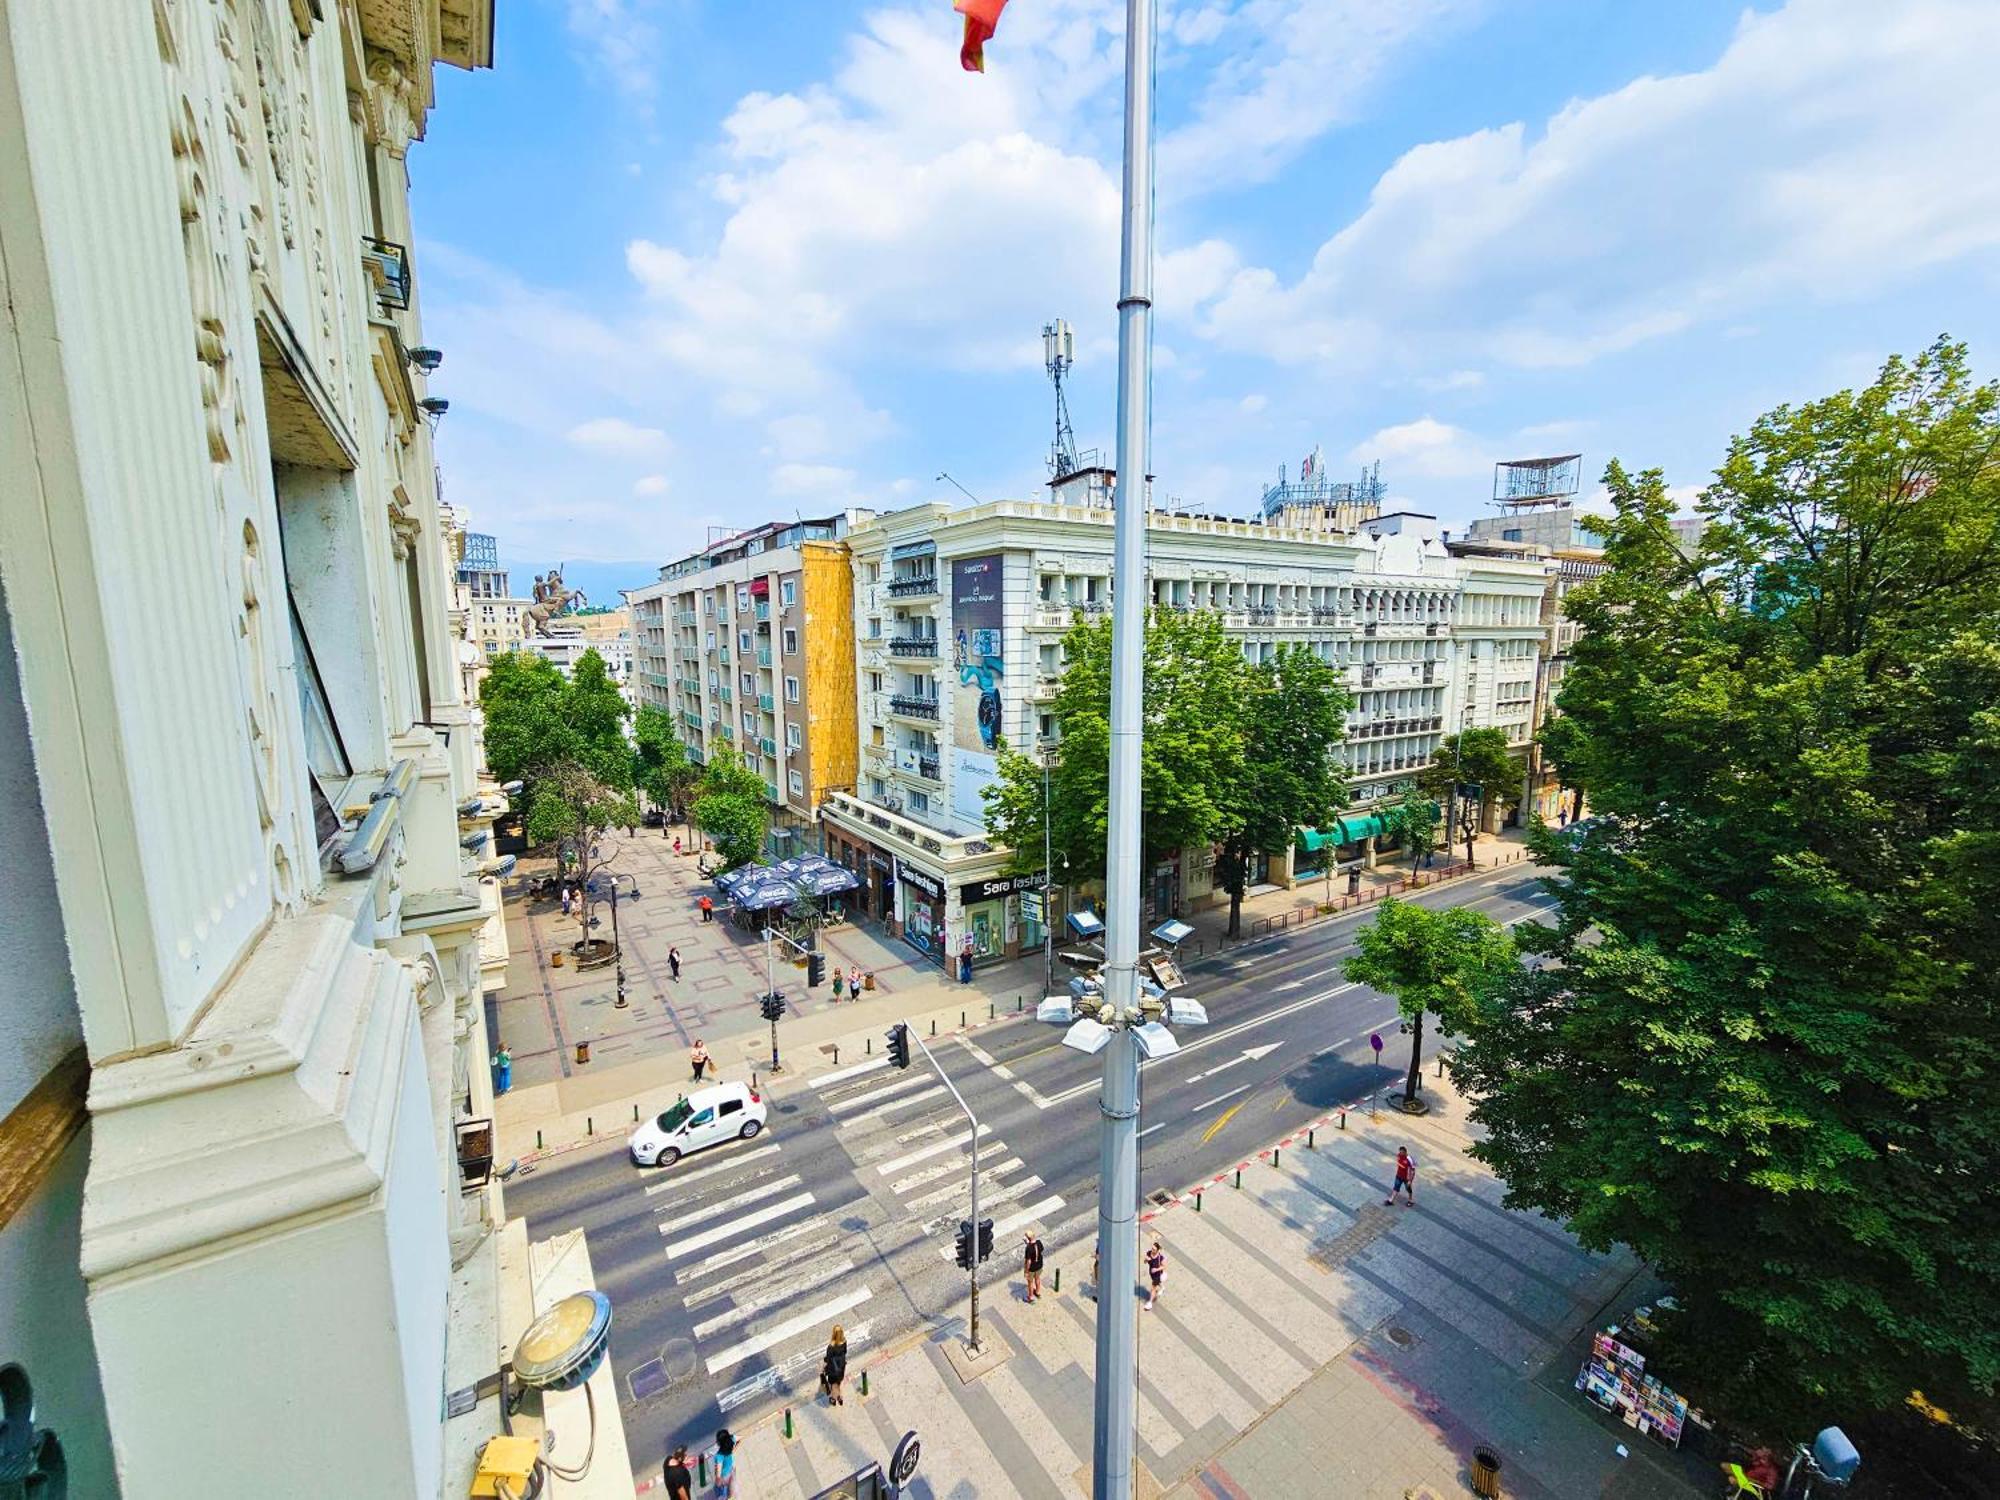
(889, 694), (940, 721)
(760, 736), (779, 757)
(756, 647), (773, 667)
(915, 756), (941, 781)
(887, 575), (938, 598)
(755, 601), (772, 622)
(1248, 606), (1276, 624)
(717, 686), (732, 704)
(758, 692), (775, 712)
(361, 236), (411, 311)
(889, 636), (938, 657)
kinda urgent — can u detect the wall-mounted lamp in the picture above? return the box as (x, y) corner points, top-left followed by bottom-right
(408, 346), (443, 374)
(419, 396), (450, 422)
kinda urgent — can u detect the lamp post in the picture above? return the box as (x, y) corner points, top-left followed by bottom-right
(1092, 2), (1158, 1495)
(1042, 750), (1056, 998)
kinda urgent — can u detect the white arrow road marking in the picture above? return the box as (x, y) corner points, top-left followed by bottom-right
(705, 1287), (874, 1375)
(1184, 1041), (1285, 1085)
(1274, 980), (1306, 991)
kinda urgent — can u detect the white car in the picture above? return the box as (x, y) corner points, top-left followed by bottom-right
(629, 1081), (767, 1167)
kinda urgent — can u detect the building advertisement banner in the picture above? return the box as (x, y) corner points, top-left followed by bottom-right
(950, 553), (1004, 826)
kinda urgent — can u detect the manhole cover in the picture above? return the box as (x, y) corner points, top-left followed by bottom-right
(1149, 1191), (1175, 1207)
(627, 1359), (669, 1400)
(1386, 1326), (1417, 1347)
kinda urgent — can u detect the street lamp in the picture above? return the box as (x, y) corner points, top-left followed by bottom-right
(1042, 749), (1057, 999)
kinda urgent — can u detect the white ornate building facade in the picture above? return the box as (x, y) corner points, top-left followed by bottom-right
(0, 3), (623, 1495)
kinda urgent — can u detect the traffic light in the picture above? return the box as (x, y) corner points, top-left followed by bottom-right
(807, 952), (826, 988)
(887, 1022), (911, 1070)
(760, 992), (785, 1022)
(954, 1220), (974, 1270)
(976, 1218), (994, 1264)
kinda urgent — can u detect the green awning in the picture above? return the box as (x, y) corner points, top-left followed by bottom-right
(1336, 813), (1389, 844)
(1295, 826), (1338, 853)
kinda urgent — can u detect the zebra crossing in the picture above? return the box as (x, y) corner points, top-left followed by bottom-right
(817, 1062), (1067, 1265)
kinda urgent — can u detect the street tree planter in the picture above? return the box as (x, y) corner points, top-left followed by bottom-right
(572, 938), (617, 970)
(1395, 1092), (1430, 1116)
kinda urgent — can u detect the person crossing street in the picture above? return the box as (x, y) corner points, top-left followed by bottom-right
(1022, 1231), (1044, 1302)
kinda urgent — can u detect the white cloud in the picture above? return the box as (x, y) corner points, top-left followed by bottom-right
(633, 474), (670, 497)
(567, 417), (673, 457)
(564, 0), (664, 110)
(1419, 369), (1485, 392)
(1238, 393), (1269, 414)
(1351, 417), (1489, 479)
(771, 462), (860, 497)
(1201, 0), (2000, 371)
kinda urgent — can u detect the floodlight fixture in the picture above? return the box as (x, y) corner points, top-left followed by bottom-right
(1036, 997), (1076, 1025)
(408, 346), (443, 374)
(461, 831), (488, 850)
(1166, 997), (1209, 1027)
(418, 396), (450, 420)
(1131, 1021), (1180, 1060)
(501, 780), (524, 796)
(1062, 1017), (1113, 1056)
(481, 855), (517, 879)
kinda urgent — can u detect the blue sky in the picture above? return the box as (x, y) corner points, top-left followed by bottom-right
(413, 0), (2000, 602)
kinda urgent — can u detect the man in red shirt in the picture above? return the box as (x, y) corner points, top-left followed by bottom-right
(1386, 1146), (1416, 1206)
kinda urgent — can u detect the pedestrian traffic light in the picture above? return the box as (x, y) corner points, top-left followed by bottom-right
(760, 992), (784, 1022)
(954, 1219), (974, 1270)
(976, 1218), (994, 1264)
(887, 1022), (911, 1070)
(807, 952), (826, 988)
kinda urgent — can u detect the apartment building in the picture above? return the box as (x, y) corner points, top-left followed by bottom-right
(630, 516), (867, 851)
(822, 471), (1550, 972)
(0, 5), (625, 1495)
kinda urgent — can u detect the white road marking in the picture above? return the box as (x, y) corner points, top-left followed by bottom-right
(903, 1160), (1024, 1215)
(826, 1073), (931, 1114)
(838, 1084), (947, 1128)
(690, 1256), (854, 1339)
(811, 1056), (890, 1090)
(1138, 1122), (1170, 1139)
(956, 1036), (1000, 1067)
(682, 1235), (846, 1309)
(988, 1196), (1066, 1242)
(664, 1193), (816, 1260)
(642, 1144), (782, 1196)
(1190, 1084), (1252, 1113)
(874, 1126), (992, 1176)
(887, 1142), (1012, 1195)
(716, 1323), (873, 1413)
(704, 1287), (874, 1375)
(1274, 980), (1305, 991)
(918, 1175), (1044, 1233)
(1184, 1042), (1283, 1085)
(655, 1175), (804, 1235)
(675, 1219), (832, 1282)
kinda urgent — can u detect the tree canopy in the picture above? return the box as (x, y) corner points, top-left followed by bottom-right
(632, 705), (700, 820)
(1451, 339), (2000, 1432)
(1343, 897), (1514, 1106)
(692, 751), (770, 870)
(1418, 726), (1519, 841)
(982, 608), (1254, 884)
(1217, 644), (1349, 934)
(480, 648), (634, 806)
(1379, 787), (1440, 868)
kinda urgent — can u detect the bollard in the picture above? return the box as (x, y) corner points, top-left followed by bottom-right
(587, 1117), (593, 1136)
(931, 1018), (937, 1037)
(1053, 1268), (1061, 1293)
(867, 1036), (872, 1055)
(1273, 1147), (1281, 1169)
(960, 1010), (965, 1028)
(699, 1454), (708, 1485)
(1308, 1128), (1316, 1149)
(1017, 995), (1024, 1012)
(634, 1104), (640, 1122)
(536, 1130), (543, 1150)
(1339, 1108), (1346, 1130)
(1437, 1052), (1446, 1078)
(1194, 1191), (1202, 1213)
(860, 1370), (869, 1398)
(989, 1001), (995, 1020)
(752, 1073), (758, 1091)
(784, 1408), (793, 1440)
(833, 1044), (839, 1066)
(1234, 1168), (1242, 1189)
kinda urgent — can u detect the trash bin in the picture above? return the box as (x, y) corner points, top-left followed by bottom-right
(1471, 1446), (1502, 1498)
(575, 1040), (591, 1066)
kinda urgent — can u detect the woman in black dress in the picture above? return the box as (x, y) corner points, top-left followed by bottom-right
(821, 1325), (848, 1405)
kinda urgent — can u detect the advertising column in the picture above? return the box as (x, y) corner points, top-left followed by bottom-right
(949, 553), (1005, 829)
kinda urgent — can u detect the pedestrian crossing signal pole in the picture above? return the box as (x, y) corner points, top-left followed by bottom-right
(909, 1027), (986, 1354)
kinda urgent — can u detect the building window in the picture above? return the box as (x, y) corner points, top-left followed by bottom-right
(871, 776), (886, 798)
(783, 627), (799, 655)
(789, 769), (805, 796)
(909, 791), (930, 814)
(739, 631), (751, 653)
(785, 676), (801, 702)
(781, 579), (797, 608)
(869, 671), (883, 694)
(737, 585), (749, 610)
(867, 617), (881, 639)
(787, 723), (802, 750)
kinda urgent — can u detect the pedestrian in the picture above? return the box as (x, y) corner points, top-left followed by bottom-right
(713, 1428), (736, 1498)
(1386, 1145), (1416, 1206)
(1144, 1239), (1166, 1309)
(820, 1325), (848, 1405)
(1091, 1245), (1100, 1298)
(674, 835), (683, 856)
(831, 966), (845, 1000)
(849, 966), (862, 996)
(1022, 1230), (1044, 1302)
(559, 884), (573, 918)
(662, 1445), (693, 1500)
(668, 946), (682, 981)
(690, 1039), (711, 1083)
(698, 894), (713, 923)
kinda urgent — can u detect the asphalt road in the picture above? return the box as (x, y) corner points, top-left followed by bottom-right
(503, 861), (1558, 1478)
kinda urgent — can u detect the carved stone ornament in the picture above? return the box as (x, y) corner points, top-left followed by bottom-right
(0, 1363), (67, 1498)
(363, 50), (420, 156)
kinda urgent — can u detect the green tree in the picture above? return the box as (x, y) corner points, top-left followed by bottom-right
(479, 652), (573, 790)
(1217, 644), (1350, 936)
(1379, 787), (1439, 869)
(1342, 897), (1515, 1107)
(524, 761), (639, 950)
(982, 608), (1251, 885)
(563, 649), (634, 788)
(1452, 339), (2000, 1432)
(692, 751), (770, 870)
(633, 705), (700, 824)
(1418, 726), (1519, 855)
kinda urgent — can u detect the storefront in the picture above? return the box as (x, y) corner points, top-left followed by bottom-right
(898, 861), (947, 964)
(959, 872), (1045, 967)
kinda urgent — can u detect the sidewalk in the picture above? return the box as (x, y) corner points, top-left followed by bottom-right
(488, 825), (1538, 1168)
(715, 1066), (1706, 1500)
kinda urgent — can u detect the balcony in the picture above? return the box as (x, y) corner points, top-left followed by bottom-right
(889, 636), (938, 658)
(683, 711), (702, 730)
(675, 610), (698, 626)
(718, 725), (734, 741)
(887, 574), (938, 598)
(756, 646), (773, 667)
(755, 601), (771, 622)
(1247, 606), (1276, 625)
(765, 781), (783, 803)
(760, 736), (779, 757)
(889, 694), (940, 722)
(1363, 622), (1378, 636)
(361, 236), (411, 311)
(915, 755), (941, 782)
(717, 686), (732, 704)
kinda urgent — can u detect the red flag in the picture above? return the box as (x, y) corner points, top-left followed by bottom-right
(955, 0), (1009, 73)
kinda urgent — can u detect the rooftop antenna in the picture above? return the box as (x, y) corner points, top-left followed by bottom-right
(1043, 318), (1080, 479)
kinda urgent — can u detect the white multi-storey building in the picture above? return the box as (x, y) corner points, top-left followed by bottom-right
(822, 471), (1550, 972)
(0, 4), (626, 1495)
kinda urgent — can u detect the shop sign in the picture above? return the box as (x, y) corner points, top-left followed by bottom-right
(961, 871), (1047, 902)
(896, 860), (945, 902)
(867, 851), (894, 872)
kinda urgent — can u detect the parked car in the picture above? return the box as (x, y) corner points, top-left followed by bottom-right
(642, 808), (666, 828)
(629, 1082), (767, 1167)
